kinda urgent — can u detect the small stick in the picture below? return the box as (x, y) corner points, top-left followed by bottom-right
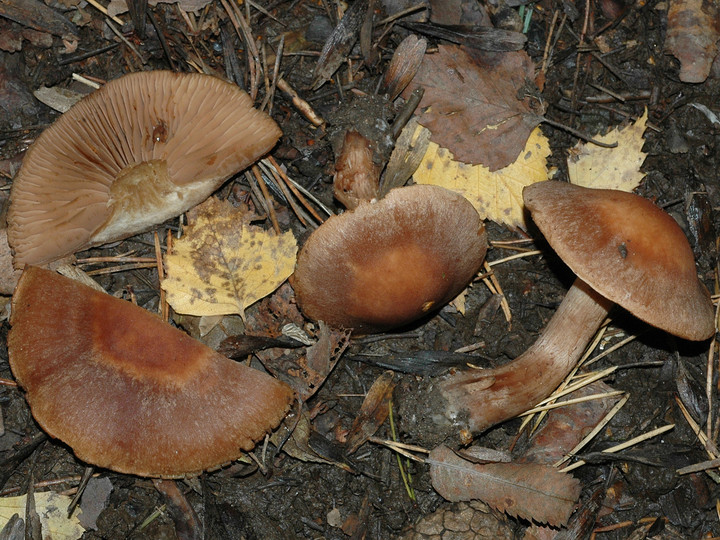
(677, 456), (720, 475)
(264, 157), (325, 223)
(85, 262), (157, 276)
(72, 73), (101, 89)
(583, 333), (639, 367)
(257, 160), (308, 227)
(542, 116), (618, 148)
(487, 250), (542, 266)
(482, 261), (511, 322)
(541, 10), (560, 74)
(105, 19), (145, 65)
(259, 43), (271, 110)
(252, 165), (280, 233)
(277, 78), (325, 126)
(588, 82), (626, 103)
(85, 0), (124, 24)
(376, 3), (427, 25)
(153, 231), (167, 321)
(267, 35), (284, 114)
(77, 256), (153, 264)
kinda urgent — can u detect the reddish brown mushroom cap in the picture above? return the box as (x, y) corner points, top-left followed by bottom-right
(523, 181), (715, 341)
(291, 185), (487, 333)
(9, 70), (281, 268)
(8, 266), (294, 478)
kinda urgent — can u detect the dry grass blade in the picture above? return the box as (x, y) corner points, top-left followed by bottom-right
(560, 424), (675, 473)
(520, 390), (625, 416)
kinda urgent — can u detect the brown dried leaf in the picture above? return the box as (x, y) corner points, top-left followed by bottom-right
(429, 445), (581, 527)
(270, 410), (349, 470)
(346, 371), (395, 454)
(665, 0), (720, 83)
(381, 35), (427, 100)
(404, 44), (543, 171)
(522, 382), (622, 465)
(262, 322), (351, 401)
(311, 0), (370, 90)
(0, 0), (77, 39)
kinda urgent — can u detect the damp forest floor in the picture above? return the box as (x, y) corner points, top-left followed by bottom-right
(1, 0), (720, 539)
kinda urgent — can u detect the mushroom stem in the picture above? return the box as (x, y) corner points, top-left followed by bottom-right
(439, 278), (613, 434)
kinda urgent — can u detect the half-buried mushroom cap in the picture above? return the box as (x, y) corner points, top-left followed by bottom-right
(523, 181), (715, 341)
(291, 185), (487, 334)
(8, 266), (294, 478)
(9, 70), (281, 268)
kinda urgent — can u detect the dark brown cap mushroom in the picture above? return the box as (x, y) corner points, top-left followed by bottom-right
(9, 70), (281, 268)
(291, 184), (487, 334)
(8, 266), (294, 478)
(424, 181), (715, 441)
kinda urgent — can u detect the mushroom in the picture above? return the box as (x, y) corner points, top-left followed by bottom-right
(333, 130), (381, 210)
(8, 70), (281, 268)
(8, 266), (294, 478)
(291, 184), (487, 334)
(425, 181), (715, 438)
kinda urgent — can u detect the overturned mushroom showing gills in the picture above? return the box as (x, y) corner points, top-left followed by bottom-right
(292, 184), (487, 334)
(435, 181), (714, 436)
(9, 70), (281, 268)
(8, 266), (294, 478)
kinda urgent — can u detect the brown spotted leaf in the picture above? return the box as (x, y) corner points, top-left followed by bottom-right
(665, 0), (720, 83)
(162, 197), (297, 320)
(403, 44), (543, 171)
(429, 445), (581, 527)
(346, 371), (395, 454)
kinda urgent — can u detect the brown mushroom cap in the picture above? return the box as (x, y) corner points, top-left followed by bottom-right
(9, 70), (281, 268)
(291, 185), (487, 333)
(523, 181), (715, 341)
(8, 266), (294, 478)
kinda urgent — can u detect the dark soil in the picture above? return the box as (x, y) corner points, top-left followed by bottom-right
(1, 0), (720, 539)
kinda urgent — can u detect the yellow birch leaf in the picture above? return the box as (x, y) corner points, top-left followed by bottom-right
(567, 109), (648, 191)
(162, 197), (297, 319)
(414, 125), (550, 230)
(0, 491), (85, 540)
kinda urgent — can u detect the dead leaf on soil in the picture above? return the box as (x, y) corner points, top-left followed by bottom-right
(429, 445), (581, 527)
(261, 322), (351, 401)
(403, 44), (543, 171)
(0, 491), (85, 539)
(346, 371), (395, 454)
(162, 197), (297, 320)
(270, 410), (354, 472)
(311, 0), (370, 90)
(665, 0), (720, 83)
(107, 0), (212, 16)
(567, 110), (648, 192)
(414, 125), (550, 229)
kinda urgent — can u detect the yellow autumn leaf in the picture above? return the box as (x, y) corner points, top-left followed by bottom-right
(568, 109), (648, 191)
(0, 491), (85, 540)
(162, 197), (297, 319)
(413, 125), (550, 229)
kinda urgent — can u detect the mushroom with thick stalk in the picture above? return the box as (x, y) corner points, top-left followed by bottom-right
(402, 181), (715, 442)
(292, 184), (487, 334)
(8, 266), (294, 478)
(8, 70), (281, 268)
